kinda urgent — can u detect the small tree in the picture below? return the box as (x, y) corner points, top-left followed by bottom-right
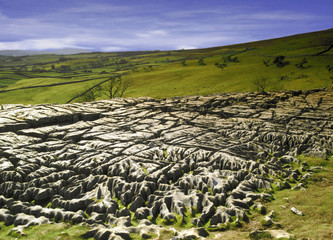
(75, 85), (102, 103)
(198, 58), (206, 66)
(215, 62), (227, 70)
(102, 75), (130, 99)
(295, 58), (311, 69)
(68, 75), (130, 103)
(223, 56), (240, 63)
(57, 65), (71, 73)
(263, 60), (270, 67)
(273, 56), (289, 68)
(254, 77), (269, 92)
(76, 88), (96, 102)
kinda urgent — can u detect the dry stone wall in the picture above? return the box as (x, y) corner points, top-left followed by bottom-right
(0, 89), (332, 239)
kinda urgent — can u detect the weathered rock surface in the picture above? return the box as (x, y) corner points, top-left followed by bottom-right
(0, 89), (332, 239)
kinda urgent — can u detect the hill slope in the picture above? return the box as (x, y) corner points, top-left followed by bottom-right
(0, 28), (332, 104)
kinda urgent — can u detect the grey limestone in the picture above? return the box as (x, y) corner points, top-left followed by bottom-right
(0, 89), (332, 239)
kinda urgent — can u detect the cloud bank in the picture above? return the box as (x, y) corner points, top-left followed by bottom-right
(0, 0), (331, 51)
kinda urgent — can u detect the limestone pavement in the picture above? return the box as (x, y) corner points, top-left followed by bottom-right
(0, 89), (332, 239)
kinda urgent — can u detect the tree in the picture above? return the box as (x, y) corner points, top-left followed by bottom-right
(31, 65), (46, 73)
(74, 85), (102, 103)
(198, 58), (206, 66)
(215, 62), (227, 70)
(263, 60), (270, 67)
(273, 56), (289, 68)
(57, 65), (71, 73)
(67, 75), (131, 103)
(143, 65), (153, 72)
(295, 58), (311, 69)
(233, 56), (240, 63)
(254, 77), (269, 92)
(223, 56), (240, 63)
(102, 75), (130, 99)
(118, 59), (128, 64)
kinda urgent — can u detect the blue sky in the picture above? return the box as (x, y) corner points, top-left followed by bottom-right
(0, 0), (332, 51)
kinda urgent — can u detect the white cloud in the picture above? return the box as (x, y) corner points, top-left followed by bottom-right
(64, 4), (130, 14)
(0, 2), (330, 52)
(0, 12), (8, 21)
(101, 46), (126, 52)
(164, 9), (222, 18)
(136, 30), (168, 38)
(249, 12), (317, 21)
(0, 38), (83, 50)
(176, 45), (196, 50)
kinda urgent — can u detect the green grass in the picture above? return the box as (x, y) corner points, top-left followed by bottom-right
(0, 28), (332, 104)
(0, 78), (105, 104)
(0, 222), (93, 240)
(112, 196), (127, 209)
(261, 156), (333, 239)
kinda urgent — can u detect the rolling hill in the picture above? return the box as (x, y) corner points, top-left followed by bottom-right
(0, 28), (332, 104)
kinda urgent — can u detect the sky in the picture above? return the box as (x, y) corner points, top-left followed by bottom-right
(0, 0), (332, 52)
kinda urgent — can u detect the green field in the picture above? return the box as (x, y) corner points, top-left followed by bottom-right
(0, 28), (332, 104)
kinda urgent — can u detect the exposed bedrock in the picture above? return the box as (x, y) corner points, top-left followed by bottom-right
(0, 89), (332, 239)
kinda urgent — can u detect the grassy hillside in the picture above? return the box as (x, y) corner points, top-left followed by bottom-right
(0, 28), (332, 104)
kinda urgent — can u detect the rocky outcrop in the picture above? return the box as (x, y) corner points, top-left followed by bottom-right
(0, 89), (332, 239)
